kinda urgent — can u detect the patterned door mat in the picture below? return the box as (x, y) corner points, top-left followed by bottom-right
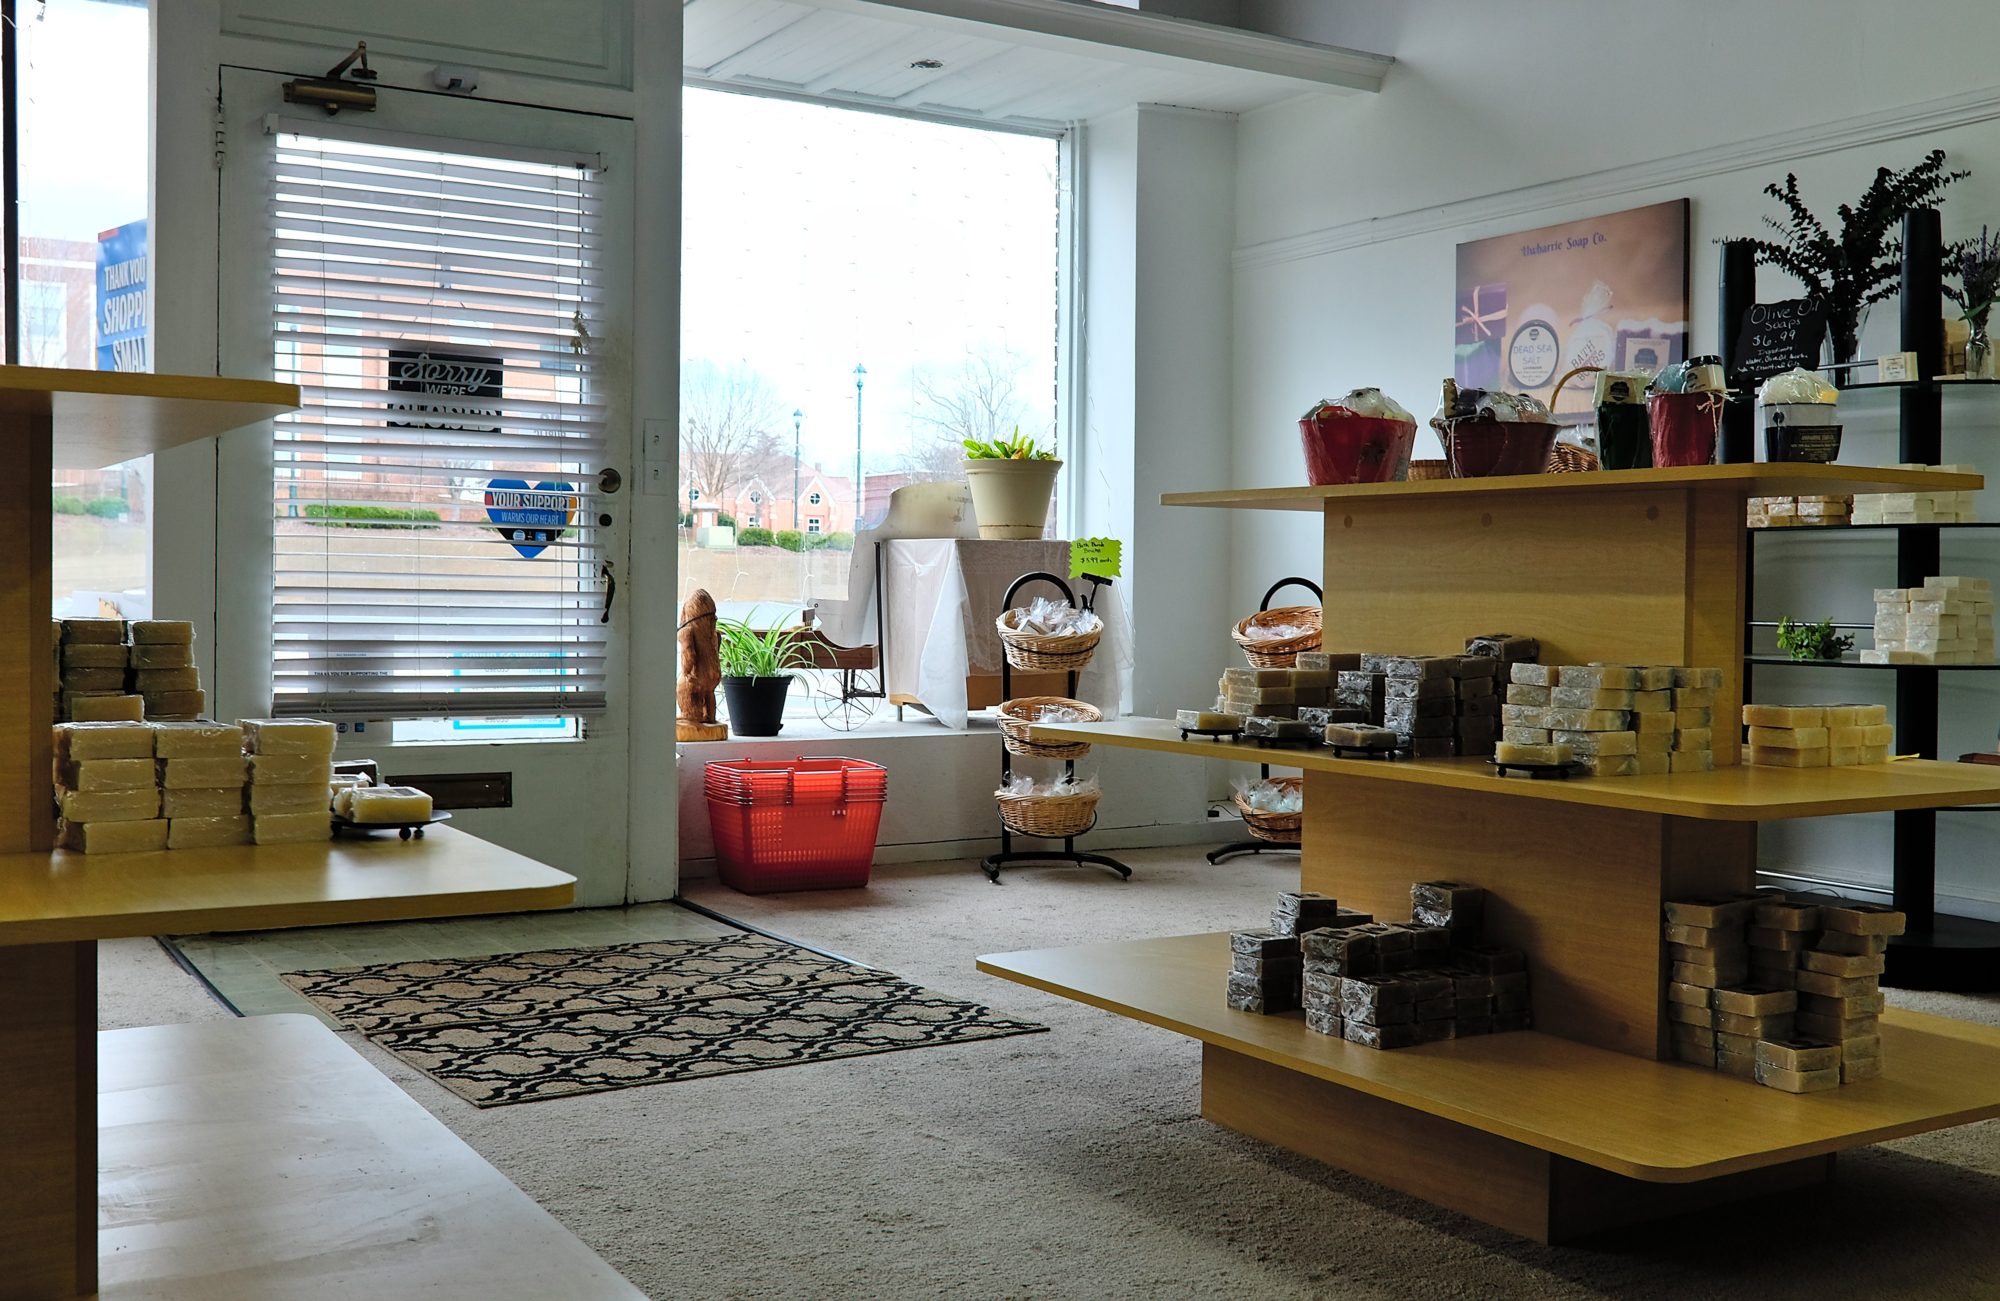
(281, 934), (1046, 1107)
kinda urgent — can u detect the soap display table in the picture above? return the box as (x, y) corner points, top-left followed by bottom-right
(980, 463), (2000, 1241)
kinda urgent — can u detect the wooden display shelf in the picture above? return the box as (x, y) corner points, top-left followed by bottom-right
(1029, 718), (2000, 820)
(97, 1014), (642, 1298)
(1161, 463), (1983, 512)
(0, 364), (296, 470)
(979, 933), (2000, 1239)
(0, 823), (577, 946)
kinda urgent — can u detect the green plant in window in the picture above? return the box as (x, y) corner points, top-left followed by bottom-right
(962, 427), (1057, 461)
(715, 614), (811, 679)
(1777, 616), (1854, 662)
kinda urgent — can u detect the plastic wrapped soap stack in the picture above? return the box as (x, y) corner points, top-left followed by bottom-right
(53, 618), (144, 724)
(53, 721), (165, 854)
(1664, 893), (1902, 1092)
(1867, 576), (1994, 664)
(1741, 703), (1892, 767)
(130, 621), (205, 719)
(1497, 663), (1723, 775)
(241, 720), (340, 844)
(156, 721), (249, 849)
(1229, 885), (1530, 1050)
(1212, 653), (1369, 740)
(1746, 495), (1850, 528)
(1850, 464), (1977, 524)
(1356, 653), (1500, 758)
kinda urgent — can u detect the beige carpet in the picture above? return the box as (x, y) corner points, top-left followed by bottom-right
(102, 849), (2000, 1299)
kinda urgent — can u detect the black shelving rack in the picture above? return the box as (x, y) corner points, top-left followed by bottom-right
(1206, 575), (1322, 866)
(1724, 206), (2000, 990)
(981, 570), (1131, 884)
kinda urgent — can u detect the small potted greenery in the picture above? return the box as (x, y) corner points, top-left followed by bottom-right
(962, 428), (1060, 540)
(1946, 225), (2000, 378)
(1777, 616), (1855, 663)
(717, 614), (810, 736)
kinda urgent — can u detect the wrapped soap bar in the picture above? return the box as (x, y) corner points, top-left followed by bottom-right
(128, 643), (194, 670)
(144, 690), (207, 719)
(249, 782), (334, 816)
(56, 787), (160, 822)
(240, 719), (338, 757)
(151, 719), (244, 758)
(1385, 676), (1453, 701)
(1501, 726), (1552, 746)
(1669, 750), (1715, 773)
(68, 694), (144, 722)
(1579, 754), (1638, 777)
(1746, 746), (1829, 768)
(1504, 684), (1549, 707)
(1754, 1062), (1840, 1093)
(134, 666), (200, 694)
(1746, 726), (1828, 749)
(1674, 667), (1724, 689)
(1325, 723), (1399, 750)
(1551, 729), (1636, 756)
(1509, 663), (1558, 686)
(53, 721), (155, 761)
(1379, 655), (1452, 679)
(1175, 709), (1240, 732)
(1495, 741), (1571, 765)
(1464, 633), (1539, 662)
(1557, 664), (1638, 690)
(1542, 708), (1630, 732)
(163, 787), (246, 818)
(61, 618), (127, 644)
(251, 811), (332, 845)
(348, 785), (435, 823)
(1551, 686), (1634, 710)
(56, 758), (156, 792)
(1817, 903), (1906, 936)
(1242, 716), (1314, 739)
(167, 814), (251, 849)
(61, 643), (128, 669)
(1500, 704), (1549, 727)
(58, 817), (168, 854)
(62, 667), (125, 693)
(1231, 930), (1301, 959)
(1743, 704), (1826, 728)
(1385, 713), (1453, 738)
(132, 619), (195, 644)
(161, 756), (249, 788)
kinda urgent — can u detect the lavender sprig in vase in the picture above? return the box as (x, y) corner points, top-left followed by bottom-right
(1947, 226), (2000, 379)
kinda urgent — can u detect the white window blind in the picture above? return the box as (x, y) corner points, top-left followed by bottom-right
(268, 123), (609, 718)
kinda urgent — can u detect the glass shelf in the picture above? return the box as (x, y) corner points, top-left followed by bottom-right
(1744, 654), (2000, 671)
(1749, 522), (2000, 533)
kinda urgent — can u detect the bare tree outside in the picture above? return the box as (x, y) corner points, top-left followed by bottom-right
(902, 346), (1048, 479)
(680, 358), (786, 502)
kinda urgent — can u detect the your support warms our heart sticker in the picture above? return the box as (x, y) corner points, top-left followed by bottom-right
(483, 479), (578, 559)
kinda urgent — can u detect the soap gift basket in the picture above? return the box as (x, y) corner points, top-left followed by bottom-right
(997, 696), (1102, 760)
(1232, 775), (1304, 844)
(994, 774), (1100, 839)
(996, 596), (1103, 672)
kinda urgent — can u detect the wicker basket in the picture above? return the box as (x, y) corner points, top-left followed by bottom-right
(1232, 604), (1323, 669)
(996, 608), (1102, 672)
(1232, 776), (1303, 844)
(1547, 443), (1600, 473)
(997, 696), (1101, 759)
(1407, 459), (1450, 481)
(996, 788), (1099, 838)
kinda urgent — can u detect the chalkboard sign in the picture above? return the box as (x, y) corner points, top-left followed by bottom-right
(1730, 298), (1827, 390)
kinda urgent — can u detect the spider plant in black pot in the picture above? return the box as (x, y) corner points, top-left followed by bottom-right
(717, 614), (810, 736)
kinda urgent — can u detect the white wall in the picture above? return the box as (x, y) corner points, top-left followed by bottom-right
(1227, 0), (2000, 912)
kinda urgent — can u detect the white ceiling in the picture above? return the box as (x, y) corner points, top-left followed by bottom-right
(682, 0), (1390, 131)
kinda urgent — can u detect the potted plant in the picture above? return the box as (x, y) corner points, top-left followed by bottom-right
(1777, 616), (1855, 663)
(962, 428), (1060, 539)
(716, 614), (810, 736)
(1946, 225), (2000, 378)
(1729, 150), (1967, 366)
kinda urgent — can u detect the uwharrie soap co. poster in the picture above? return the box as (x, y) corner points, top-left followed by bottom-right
(1454, 199), (1690, 422)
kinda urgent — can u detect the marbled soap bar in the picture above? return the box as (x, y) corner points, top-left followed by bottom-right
(1551, 686), (1634, 710)
(1376, 656), (1451, 680)
(58, 817), (168, 854)
(1557, 665), (1638, 690)
(240, 719), (338, 757)
(1325, 723), (1399, 750)
(152, 720), (244, 758)
(349, 785), (435, 823)
(1508, 663), (1558, 686)
(251, 811), (332, 844)
(249, 782), (334, 816)
(1175, 709), (1240, 732)
(53, 722), (154, 761)
(161, 757), (248, 788)
(163, 787), (246, 819)
(128, 642), (194, 670)
(1494, 741), (1571, 765)
(56, 787), (161, 822)
(167, 814), (251, 849)
(131, 620), (195, 644)
(248, 754), (337, 785)
(1742, 704), (1826, 728)
(68, 694), (143, 722)
(57, 758), (156, 792)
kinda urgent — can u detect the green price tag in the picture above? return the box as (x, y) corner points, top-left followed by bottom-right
(1070, 537), (1122, 579)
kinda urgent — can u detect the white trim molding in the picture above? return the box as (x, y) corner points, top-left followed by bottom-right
(1235, 80), (2000, 271)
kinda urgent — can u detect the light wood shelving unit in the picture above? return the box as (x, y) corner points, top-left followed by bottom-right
(0, 368), (620, 1299)
(980, 462), (2000, 1242)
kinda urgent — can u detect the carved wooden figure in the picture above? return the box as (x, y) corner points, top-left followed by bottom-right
(676, 588), (729, 742)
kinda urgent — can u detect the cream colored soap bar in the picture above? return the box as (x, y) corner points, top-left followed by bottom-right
(151, 720), (244, 758)
(57, 758), (156, 792)
(1501, 725), (1552, 745)
(1578, 754), (1638, 777)
(1552, 729), (1637, 757)
(1676, 707), (1713, 728)
(239, 719), (338, 757)
(58, 817), (168, 854)
(167, 814), (250, 849)
(1860, 744), (1889, 764)
(1673, 727), (1712, 751)
(131, 619), (195, 644)
(1824, 703), (1889, 727)
(61, 618), (126, 645)
(348, 785), (435, 823)
(1635, 711), (1677, 734)
(134, 667), (199, 694)
(1670, 686), (1717, 709)
(328, 774), (369, 809)
(61, 644), (128, 669)
(53, 722), (155, 761)
(1743, 704), (1826, 728)
(248, 753), (336, 785)
(56, 787), (160, 822)
(128, 643), (194, 670)
(1670, 750), (1715, 773)
(251, 811), (331, 844)
(1543, 708), (1630, 732)
(68, 694), (143, 722)
(1746, 746), (1829, 768)
(1495, 741), (1571, 765)
(1633, 752), (1671, 775)
(1634, 731), (1671, 754)
(144, 690), (207, 718)
(248, 782), (335, 816)
(1628, 690), (1674, 713)
(163, 787), (246, 819)
(1747, 726), (1829, 750)
(160, 756), (248, 788)
(1551, 686), (1633, 710)
(1559, 665), (1638, 690)
(1828, 746), (1862, 766)
(62, 667), (125, 693)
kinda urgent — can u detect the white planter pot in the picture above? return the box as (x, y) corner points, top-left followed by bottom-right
(962, 457), (1061, 540)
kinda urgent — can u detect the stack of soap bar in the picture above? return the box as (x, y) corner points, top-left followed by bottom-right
(1746, 899), (1817, 990)
(1851, 463), (1976, 525)
(1866, 576), (1995, 664)
(154, 720), (249, 849)
(1742, 703), (1890, 767)
(1746, 495), (1851, 529)
(1789, 904), (1902, 1081)
(1668, 666), (1724, 771)
(52, 720), (162, 853)
(1410, 880), (1484, 936)
(1448, 656), (1499, 757)
(57, 618), (145, 723)
(1378, 656), (1456, 758)
(240, 719), (336, 843)
(1335, 668), (1385, 723)
(1225, 930), (1301, 1015)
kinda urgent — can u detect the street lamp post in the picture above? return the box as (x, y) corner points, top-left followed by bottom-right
(852, 364), (866, 532)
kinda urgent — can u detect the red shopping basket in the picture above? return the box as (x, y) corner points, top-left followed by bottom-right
(704, 757), (888, 894)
